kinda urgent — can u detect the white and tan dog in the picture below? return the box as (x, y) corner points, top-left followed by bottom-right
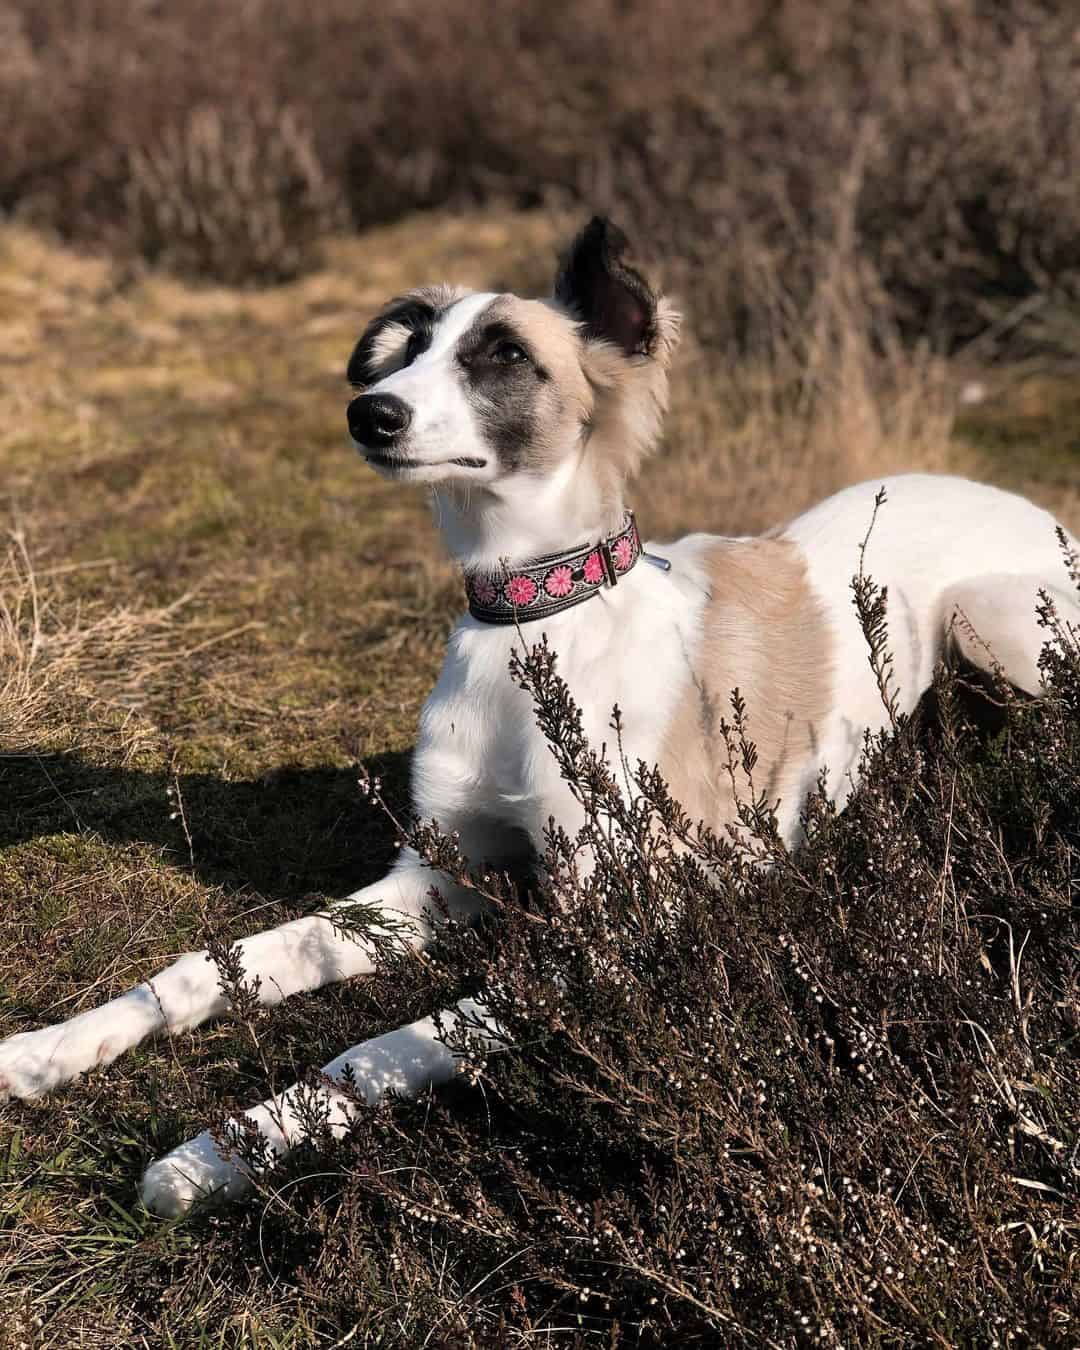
(2, 218), (1077, 1216)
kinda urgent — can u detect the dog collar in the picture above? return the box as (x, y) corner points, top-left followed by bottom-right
(464, 512), (643, 624)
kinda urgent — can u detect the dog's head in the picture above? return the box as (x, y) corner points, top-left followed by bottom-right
(346, 218), (680, 494)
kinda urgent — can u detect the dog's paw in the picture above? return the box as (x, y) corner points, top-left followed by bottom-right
(140, 1130), (255, 1218)
(0, 1020), (100, 1101)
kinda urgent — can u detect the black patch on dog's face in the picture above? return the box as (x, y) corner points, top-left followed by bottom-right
(455, 304), (551, 472)
(346, 296), (438, 388)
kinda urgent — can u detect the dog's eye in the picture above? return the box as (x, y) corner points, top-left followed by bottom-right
(491, 341), (528, 366)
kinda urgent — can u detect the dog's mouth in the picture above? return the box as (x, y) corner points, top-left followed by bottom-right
(364, 452), (488, 472)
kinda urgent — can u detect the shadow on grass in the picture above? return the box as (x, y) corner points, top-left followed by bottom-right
(0, 749), (413, 901)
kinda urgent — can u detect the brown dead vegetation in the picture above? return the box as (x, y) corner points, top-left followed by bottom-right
(3, 0), (1080, 356)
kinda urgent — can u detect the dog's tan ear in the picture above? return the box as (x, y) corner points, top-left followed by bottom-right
(555, 217), (667, 358)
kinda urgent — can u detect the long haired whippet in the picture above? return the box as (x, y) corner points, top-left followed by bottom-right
(2, 218), (1077, 1216)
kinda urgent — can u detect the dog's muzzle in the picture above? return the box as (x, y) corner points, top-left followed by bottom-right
(348, 393), (412, 449)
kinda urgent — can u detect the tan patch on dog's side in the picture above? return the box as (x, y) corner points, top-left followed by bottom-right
(658, 537), (832, 837)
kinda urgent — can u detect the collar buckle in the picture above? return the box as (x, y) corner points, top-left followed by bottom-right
(599, 539), (619, 588)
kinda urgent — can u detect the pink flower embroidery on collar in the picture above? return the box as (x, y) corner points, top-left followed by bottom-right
(544, 565), (574, 598)
(505, 574), (538, 606)
(470, 574), (499, 607)
(582, 551), (604, 585)
(612, 535), (635, 571)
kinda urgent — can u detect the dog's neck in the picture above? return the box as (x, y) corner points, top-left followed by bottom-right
(433, 456), (626, 571)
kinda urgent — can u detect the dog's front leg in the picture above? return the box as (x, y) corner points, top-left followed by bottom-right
(0, 854), (458, 1101)
(139, 996), (503, 1216)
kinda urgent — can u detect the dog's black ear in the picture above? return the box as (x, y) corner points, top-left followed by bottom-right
(554, 217), (658, 357)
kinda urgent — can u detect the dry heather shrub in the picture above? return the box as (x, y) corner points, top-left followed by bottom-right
(4, 0), (1080, 340)
(215, 573), (1080, 1346)
(126, 103), (346, 284)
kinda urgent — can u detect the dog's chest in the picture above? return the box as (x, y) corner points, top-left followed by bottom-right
(413, 564), (705, 847)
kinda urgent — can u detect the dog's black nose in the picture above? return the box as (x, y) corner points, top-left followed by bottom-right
(348, 394), (412, 449)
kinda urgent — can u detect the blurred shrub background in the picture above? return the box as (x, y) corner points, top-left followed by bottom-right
(4, 0), (1080, 344)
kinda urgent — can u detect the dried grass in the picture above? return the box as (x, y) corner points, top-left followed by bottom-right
(0, 528), (209, 756)
(647, 248), (968, 538)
